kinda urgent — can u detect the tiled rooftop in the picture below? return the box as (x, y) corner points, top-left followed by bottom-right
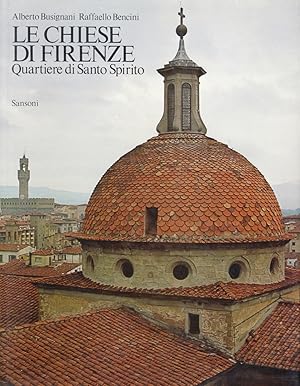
(31, 248), (54, 256)
(34, 268), (300, 302)
(237, 301), (300, 371)
(81, 133), (287, 244)
(0, 274), (39, 329)
(285, 252), (300, 260)
(0, 308), (234, 385)
(0, 260), (80, 278)
(0, 243), (30, 252)
(61, 245), (82, 254)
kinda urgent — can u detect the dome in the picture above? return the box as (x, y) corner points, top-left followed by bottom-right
(82, 133), (286, 244)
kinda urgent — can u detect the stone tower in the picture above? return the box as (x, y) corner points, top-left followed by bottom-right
(18, 155), (30, 200)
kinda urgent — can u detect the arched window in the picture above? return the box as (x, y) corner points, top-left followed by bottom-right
(167, 83), (175, 131)
(270, 257), (279, 274)
(86, 255), (95, 272)
(181, 83), (191, 130)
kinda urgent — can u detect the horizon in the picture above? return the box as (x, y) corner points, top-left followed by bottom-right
(1, 0), (299, 193)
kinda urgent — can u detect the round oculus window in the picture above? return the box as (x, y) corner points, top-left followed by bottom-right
(173, 264), (189, 280)
(229, 263), (241, 279)
(121, 260), (134, 278)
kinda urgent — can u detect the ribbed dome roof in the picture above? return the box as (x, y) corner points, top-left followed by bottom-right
(82, 133), (286, 244)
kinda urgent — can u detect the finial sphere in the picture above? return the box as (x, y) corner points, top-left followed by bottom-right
(176, 24), (187, 37)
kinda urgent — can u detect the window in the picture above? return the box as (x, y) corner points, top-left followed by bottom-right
(173, 263), (189, 280)
(86, 255), (95, 272)
(270, 257), (279, 274)
(229, 262), (241, 279)
(181, 83), (191, 130)
(188, 313), (200, 334)
(0, 255), (3, 263)
(292, 242), (296, 246)
(9, 255), (16, 261)
(145, 207), (158, 236)
(120, 260), (134, 278)
(167, 83), (175, 131)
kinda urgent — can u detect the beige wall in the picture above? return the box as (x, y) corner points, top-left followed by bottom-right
(38, 284), (299, 354)
(289, 233), (300, 253)
(82, 241), (286, 289)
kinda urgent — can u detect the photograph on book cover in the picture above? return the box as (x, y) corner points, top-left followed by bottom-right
(0, 0), (299, 385)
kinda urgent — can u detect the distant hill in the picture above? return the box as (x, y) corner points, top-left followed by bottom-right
(0, 180), (299, 209)
(272, 181), (300, 212)
(0, 186), (90, 205)
(281, 208), (300, 216)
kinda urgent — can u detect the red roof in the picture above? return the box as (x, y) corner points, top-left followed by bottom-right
(61, 245), (82, 254)
(237, 302), (300, 371)
(283, 214), (300, 221)
(82, 133), (287, 244)
(0, 274), (39, 329)
(0, 308), (234, 385)
(0, 260), (80, 278)
(34, 268), (300, 302)
(31, 248), (54, 256)
(0, 243), (30, 252)
(285, 252), (300, 260)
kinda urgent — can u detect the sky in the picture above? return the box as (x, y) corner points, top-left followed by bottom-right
(0, 0), (299, 195)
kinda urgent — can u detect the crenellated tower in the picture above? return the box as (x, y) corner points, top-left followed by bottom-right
(18, 155), (30, 200)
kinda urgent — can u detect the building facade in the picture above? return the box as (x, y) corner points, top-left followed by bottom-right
(0, 243), (34, 264)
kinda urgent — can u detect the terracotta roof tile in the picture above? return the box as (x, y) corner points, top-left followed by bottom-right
(0, 260), (80, 278)
(285, 252), (300, 260)
(0, 275), (39, 329)
(61, 246), (82, 254)
(31, 248), (54, 256)
(0, 308), (234, 385)
(34, 268), (300, 302)
(237, 301), (300, 371)
(77, 133), (288, 245)
(0, 243), (30, 252)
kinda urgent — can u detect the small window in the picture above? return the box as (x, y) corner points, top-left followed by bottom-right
(181, 83), (191, 130)
(229, 262), (241, 279)
(173, 264), (189, 280)
(167, 83), (175, 131)
(86, 255), (95, 271)
(188, 313), (200, 335)
(270, 257), (279, 274)
(145, 207), (158, 236)
(9, 255), (16, 262)
(0, 255), (3, 263)
(121, 260), (134, 278)
(292, 242), (295, 246)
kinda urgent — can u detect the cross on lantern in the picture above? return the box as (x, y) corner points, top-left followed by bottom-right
(178, 7), (185, 25)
